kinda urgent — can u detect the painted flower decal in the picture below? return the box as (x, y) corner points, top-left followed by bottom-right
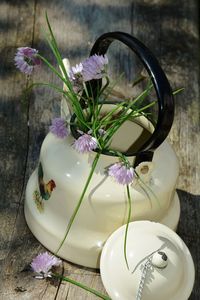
(14, 47), (41, 74)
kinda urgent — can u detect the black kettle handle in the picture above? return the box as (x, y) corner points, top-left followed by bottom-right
(90, 32), (174, 166)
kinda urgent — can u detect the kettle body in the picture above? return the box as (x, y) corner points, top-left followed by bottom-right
(25, 115), (179, 268)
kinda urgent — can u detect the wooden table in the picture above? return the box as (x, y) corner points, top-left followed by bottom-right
(0, 0), (199, 299)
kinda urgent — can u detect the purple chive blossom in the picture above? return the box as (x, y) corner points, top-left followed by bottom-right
(69, 63), (84, 92)
(82, 54), (108, 81)
(14, 47), (41, 74)
(69, 63), (83, 81)
(49, 118), (69, 138)
(73, 133), (98, 153)
(31, 252), (61, 278)
(108, 163), (135, 185)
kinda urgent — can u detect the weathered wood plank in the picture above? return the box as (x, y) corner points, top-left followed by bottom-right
(0, 0), (38, 298)
(0, 0), (61, 296)
(55, 272), (105, 300)
(127, 1), (200, 298)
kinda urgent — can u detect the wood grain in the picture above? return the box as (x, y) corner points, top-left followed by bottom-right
(0, 0), (199, 299)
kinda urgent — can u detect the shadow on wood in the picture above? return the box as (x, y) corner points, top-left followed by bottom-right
(177, 189), (200, 300)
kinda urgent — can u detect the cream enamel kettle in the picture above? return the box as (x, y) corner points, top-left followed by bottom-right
(25, 32), (180, 268)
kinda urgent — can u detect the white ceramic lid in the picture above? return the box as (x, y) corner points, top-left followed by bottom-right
(100, 221), (195, 300)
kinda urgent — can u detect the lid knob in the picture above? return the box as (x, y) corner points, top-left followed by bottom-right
(152, 251), (168, 269)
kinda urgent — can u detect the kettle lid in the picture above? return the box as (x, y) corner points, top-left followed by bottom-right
(100, 221), (195, 300)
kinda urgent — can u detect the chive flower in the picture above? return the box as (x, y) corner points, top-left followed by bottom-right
(68, 63), (84, 92)
(108, 162), (135, 185)
(69, 63), (83, 81)
(82, 54), (108, 81)
(31, 252), (61, 278)
(73, 133), (98, 153)
(14, 47), (41, 74)
(49, 118), (69, 138)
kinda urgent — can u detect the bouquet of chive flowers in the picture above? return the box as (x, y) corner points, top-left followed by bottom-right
(15, 11), (185, 299)
(15, 15), (158, 269)
(16, 14), (184, 281)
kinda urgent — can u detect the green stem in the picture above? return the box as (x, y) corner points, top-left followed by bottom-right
(52, 273), (111, 300)
(96, 84), (153, 133)
(26, 82), (66, 95)
(101, 73), (125, 102)
(37, 54), (84, 120)
(38, 48), (86, 123)
(104, 101), (156, 146)
(83, 82), (93, 118)
(56, 152), (101, 254)
(124, 185), (132, 270)
(173, 87), (184, 95)
(25, 81), (89, 129)
(96, 101), (126, 130)
(45, 13), (70, 84)
(43, 14), (90, 125)
(135, 171), (161, 208)
(37, 54), (67, 83)
(138, 182), (153, 209)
